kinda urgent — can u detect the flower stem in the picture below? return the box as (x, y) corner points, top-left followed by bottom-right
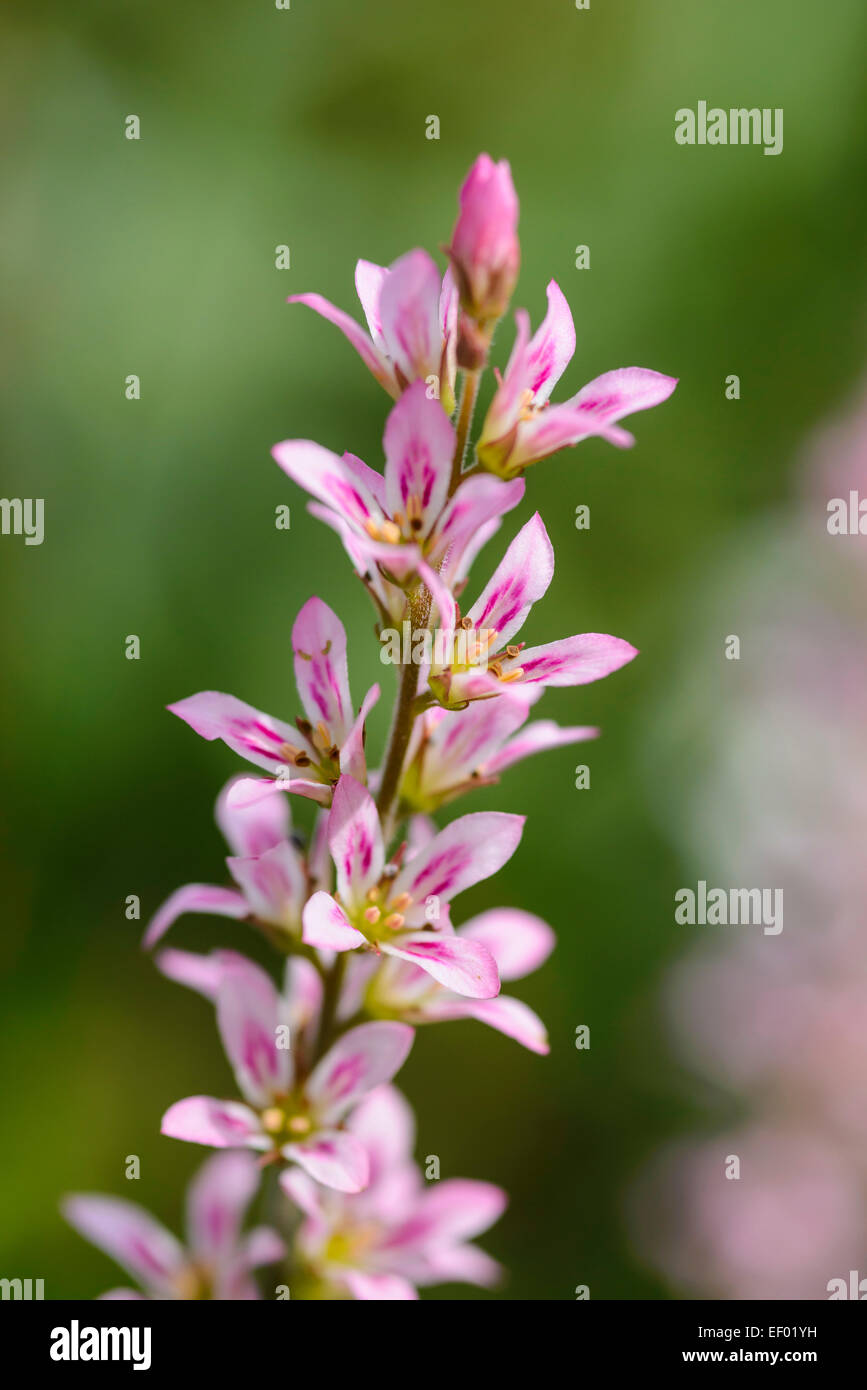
(313, 951), (347, 1061)
(376, 631), (423, 831)
(450, 368), (480, 493)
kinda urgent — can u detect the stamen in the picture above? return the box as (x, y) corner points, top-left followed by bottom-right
(383, 913), (405, 930)
(364, 906), (382, 926)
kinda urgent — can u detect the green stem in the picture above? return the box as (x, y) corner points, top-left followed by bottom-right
(375, 634), (423, 830)
(450, 369), (481, 493)
(376, 584), (433, 833)
(313, 952), (347, 1061)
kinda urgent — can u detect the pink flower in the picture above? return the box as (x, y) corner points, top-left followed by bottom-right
(448, 154), (520, 327)
(477, 280), (677, 476)
(301, 774), (522, 998)
(159, 951), (414, 1193)
(142, 777), (309, 951)
(272, 381), (524, 616)
(428, 511), (638, 708)
(62, 1151), (284, 1300)
(168, 596), (379, 808)
(629, 1125), (867, 1301)
(401, 686), (597, 811)
(281, 1086), (507, 1298)
(346, 906), (555, 1055)
(289, 249), (459, 412)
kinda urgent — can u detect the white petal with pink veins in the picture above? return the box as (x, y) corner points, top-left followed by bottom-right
(283, 1130), (370, 1193)
(161, 1096), (266, 1149)
(62, 1195), (186, 1298)
(465, 512), (554, 649)
(383, 381), (454, 536)
(142, 883), (249, 951)
(292, 596), (354, 743)
(381, 933), (500, 999)
(302, 891), (366, 951)
(327, 774), (384, 910)
(306, 1021), (415, 1125)
(215, 956), (293, 1106)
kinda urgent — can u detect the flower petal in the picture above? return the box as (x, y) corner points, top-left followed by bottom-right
(306, 1021), (415, 1125)
(458, 907), (555, 980)
(302, 891), (366, 951)
(292, 597), (354, 743)
(341, 1271), (419, 1300)
(156, 947), (228, 999)
(215, 955), (293, 1106)
(168, 692), (298, 776)
(272, 440), (383, 534)
(287, 291), (394, 391)
(346, 1084), (416, 1184)
(328, 774), (385, 911)
(522, 280), (576, 404)
(354, 259), (388, 348)
(339, 683), (380, 784)
(465, 512), (554, 649)
(62, 1195), (185, 1297)
(391, 810), (525, 919)
(378, 249), (442, 383)
(186, 1150), (260, 1262)
(430, 473), (524, 571)
(414, 697), (532, 798)
(437, 994), (551, 1054)
(284, 1129), (370, 1194)
(381, 934), (499, 999)
(142, 884), (249, 951)
(160, 1096), (265, 1149)
(383, 380), (454, 537)
(389, 1178), (507, 1247)
(564, 366), (679, 437)
(503, 632), (638, 687)
(484, 719), (598, 775)
(227, 840), (306, 929)
(216, 776), (290, 858)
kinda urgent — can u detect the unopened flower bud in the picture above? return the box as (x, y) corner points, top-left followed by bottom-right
(448, 154), (520, 326)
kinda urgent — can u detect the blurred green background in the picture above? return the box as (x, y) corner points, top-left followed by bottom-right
(2, 0), (867, 1299)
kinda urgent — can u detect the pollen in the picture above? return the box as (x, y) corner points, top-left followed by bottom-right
(287, 1115), (313, 1136)
(312, 721), (333, 752)
(383, 912), (405, 930)
(364, 906), (382, 926)
(364, 517), (402, 545)
(499, 667), (524, 683)
(389, 892), (412, 912)
(262, 1107), (285, 1134)
(406, 495), (425, 531)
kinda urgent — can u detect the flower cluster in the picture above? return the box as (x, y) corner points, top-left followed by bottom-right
(65, 155), (676, 1299)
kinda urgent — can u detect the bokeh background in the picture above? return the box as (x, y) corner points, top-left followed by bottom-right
(2, 0), (867, 1299)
